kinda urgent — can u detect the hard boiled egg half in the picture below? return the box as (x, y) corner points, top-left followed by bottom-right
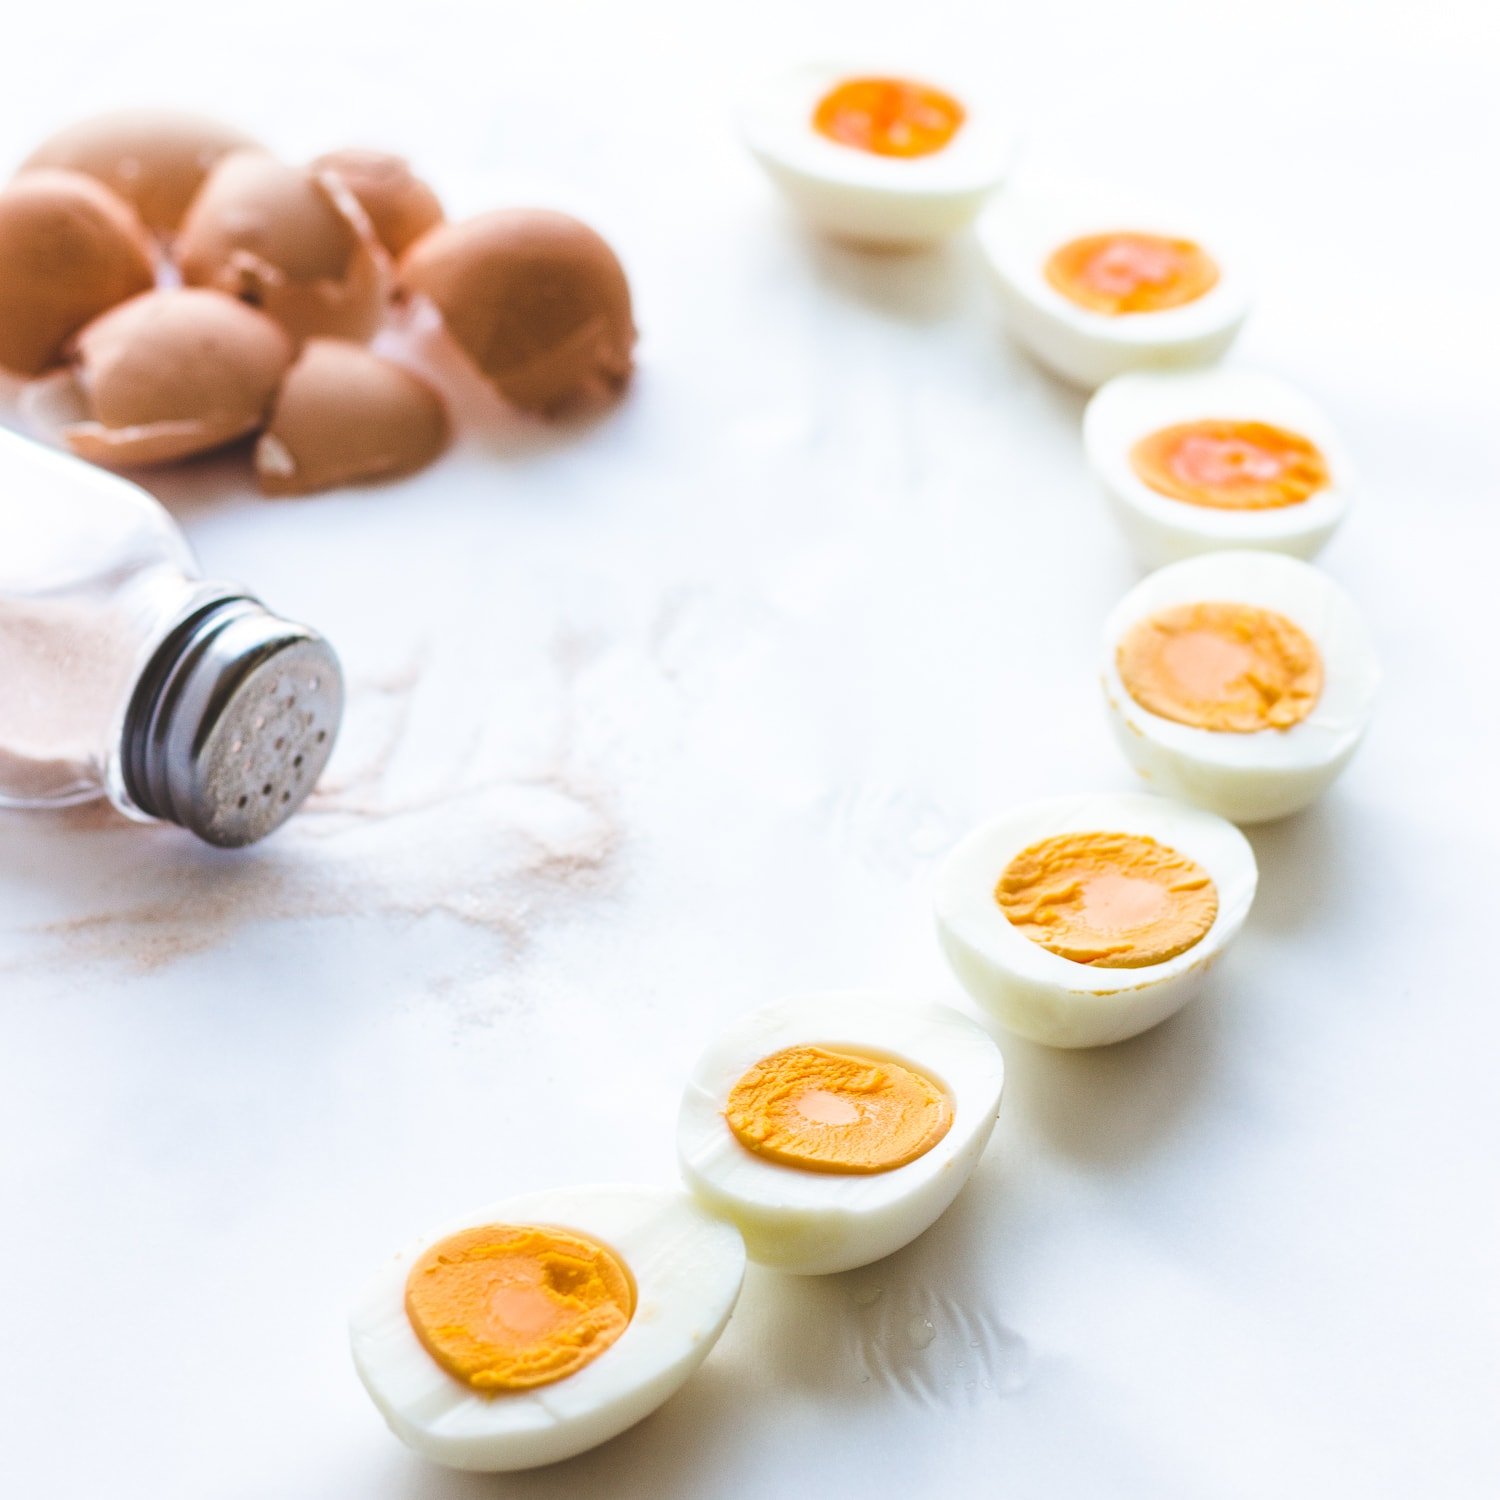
(740, 63), (1014, 247)
(936, 794), (1256, 1047)
(1085, 368), (1354, 568)
(977, 185), (1250, 389)
(677, 993), (1005, 1274)
(1101, 550), (1379, 823)
(349, 1185), (744, 1472)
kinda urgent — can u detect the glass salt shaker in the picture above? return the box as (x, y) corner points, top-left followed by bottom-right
(0, 427), (343, 847)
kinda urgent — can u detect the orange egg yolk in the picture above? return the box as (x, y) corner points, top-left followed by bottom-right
(1045, 232), (1220, 315)
(725, 1044), (952, 1173)
(1118, 601), (1323, 733)
(1131, 420), (1330, 510)
(812, 77), (966, 159)
(405, 1224), (634, 1394)
(997, 831), (1218, 968)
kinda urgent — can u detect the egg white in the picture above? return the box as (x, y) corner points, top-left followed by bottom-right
(976, 183), (1251, 389)
(739, 61), (1015, 247)
(349, 1184), (745, 1472)
(677, 992), (1005, 1274)
(1085, 368), (1354, 568)
(1101, 550), (1379, 823)
(935, 793), (1257, 1048)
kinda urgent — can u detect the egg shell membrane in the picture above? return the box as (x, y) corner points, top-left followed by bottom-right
(256, 338), (447, 496)
(936, 794), (1256, 1048)
(312, 149), (444, 259)
(1043, 232), (1221, 316)
(350, 1186), (744, 1473)
(1084, 369), (1353, 564)
(995, 830), (1219, 968)
(398, 209), (635, 415)
(678, 994), (1004, 1274)
(723, 1043), (954, 1173)
(1101, 551), (1379, 778)
(176, 151), (389, 343)
(22, 110), (260, 236)
(0, 169), (156, 377)
(37, 288), (292, 467)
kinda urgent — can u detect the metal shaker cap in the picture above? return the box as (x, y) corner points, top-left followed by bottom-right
(121, 593), (343, 847)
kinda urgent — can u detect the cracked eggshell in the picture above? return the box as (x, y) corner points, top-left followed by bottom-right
(935, 793), (1257, 1048)
(398, 209), (635, 416)
(21, 110), (259, 237)
(24, 288), (292, 467)
(255, 339), (447, 496)
(312, 149), (443, 259)
(176, 150), (389, 343)
(0, 169), (156, 377)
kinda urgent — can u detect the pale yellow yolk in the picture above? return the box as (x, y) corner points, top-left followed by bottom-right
(405, 1224), (634, 1394)
(725, 1044), (952, 1173)
(996, 831), (1218, 968)
(813, 77), (966, 159)
(1131, 420), (1330, 510)
(1045, 232), (1220, 315)
(1117, 601), (1323, 733)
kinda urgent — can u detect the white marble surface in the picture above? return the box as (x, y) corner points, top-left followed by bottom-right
(2, 3), (1497, 1496)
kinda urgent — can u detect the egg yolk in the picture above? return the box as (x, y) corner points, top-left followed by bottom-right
(1131, 420), (1330, 510)
(997, 831), (1218, 967)
(725, 1044), (952, 1173)
(1045, 232), (1220, 315)
(1117, 601), (1323, 733)
(405, 1224), (634, 1394)
(812, 77), (966, 159)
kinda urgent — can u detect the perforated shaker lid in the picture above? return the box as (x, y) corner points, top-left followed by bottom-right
(121, 594), (343, 847)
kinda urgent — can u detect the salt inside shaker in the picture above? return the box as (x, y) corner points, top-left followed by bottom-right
(0, 428), (342, 846)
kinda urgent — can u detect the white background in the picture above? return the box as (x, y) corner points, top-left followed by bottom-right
(2, 2), (1497, 1496)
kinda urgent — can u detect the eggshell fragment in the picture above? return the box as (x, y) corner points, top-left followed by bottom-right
(24, 288), (291, 466)
(398, 209), (634, 415)
(0, 170), (156, 377)
(255, 339), (447, 496)
(312, 149), (443, 259)
(21, 110), (259, 236)
(176, 150), (388, 343)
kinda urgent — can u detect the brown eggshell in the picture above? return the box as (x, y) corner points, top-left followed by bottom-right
(21, 110), (259, 236)
(26, 287), (292, 466)
(0, 169), (156, 377)
(397, 209), (635, 416)
(311, 149), (443, 259)
(255, 338), (447, 496)
(175, 150), (389, 343)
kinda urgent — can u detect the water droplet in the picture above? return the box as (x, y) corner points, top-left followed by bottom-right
(847, 1284), (883, 1308)
(906, 1315), (936, 1351)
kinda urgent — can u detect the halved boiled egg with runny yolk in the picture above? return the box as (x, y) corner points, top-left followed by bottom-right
(740, 62), (1014, 247)
(977, 185), (1250, 389)
(936, 793), (1256, 1047)
(1101, 550), (1379, 824)
(678, 993), (1004, 1274)
(349, 1185), (744, 1472)
(1086, 368), (1354, 566)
